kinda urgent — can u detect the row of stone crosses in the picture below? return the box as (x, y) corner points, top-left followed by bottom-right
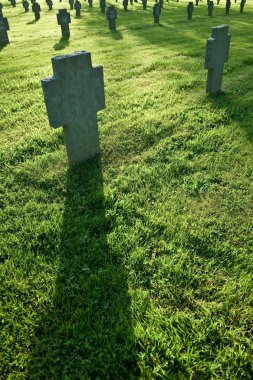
(39, 24), (231, 166)
(0, 0), (247, 44)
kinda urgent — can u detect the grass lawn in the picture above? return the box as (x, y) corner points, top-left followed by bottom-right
(0, 0), (253, 378)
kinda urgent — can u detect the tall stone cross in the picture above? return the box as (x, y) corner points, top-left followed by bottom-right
(41, 51), (105, 164)
(205, 25), (230, 94)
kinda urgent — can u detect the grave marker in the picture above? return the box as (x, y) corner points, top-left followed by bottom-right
(22, 0), (29, 11)
(69, 0), (74, 9)
(41, 51), (105, 164)
(74, 0), (81, 16)
(106, 6), (117, 30)
(153, 3), (161, 24)
(46, 0), (53, 10)
(10, 0), (16, 7)
(142, 0), (147, 9)
(187, 2), (194, 20)
(205, 24), (231, 93)
(32, 2), (41, 20)
(208, 0), (213, 15)
(240, 0), (245, 12)
(0, 14), (9, 46)
(88, 0), (92, 7)
(57, 9), (71, 37)
(226, 0), (231, 14)
(100, 0), (106, 13)
(123, 0), (128, 11)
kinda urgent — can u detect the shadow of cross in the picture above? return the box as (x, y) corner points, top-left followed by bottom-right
(205, 25), (231, 94)
(41, 51), (105, 164)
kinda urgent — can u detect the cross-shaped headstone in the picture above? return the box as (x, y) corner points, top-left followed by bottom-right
(100, 0), (106, 13)
(106, 6), (117, 30)
(74, 0), (81, 16)
(69, 0), (74, 10)
(32, 2), (41, 20)
(205, 24), (231, 93)
(0, 14), (9, 46)
(240, 0), (245, 12)
(123, 0), (128, 11)
(208, 0), (214, 16)
(41, 51), (105, 164)
(57, 9), (71, 37)
(22, 0), (29, 12)
(187, 2), (194, 20)
(153, 3), (161, 24)
(226, 0), (231, 14)
(46, 0), (53, 10)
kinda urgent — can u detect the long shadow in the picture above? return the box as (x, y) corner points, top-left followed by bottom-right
(27, 158), (138, 378)
(54, 36), (70, 50)
(207, 90), (253, 143)
(110, 29), (123, 40)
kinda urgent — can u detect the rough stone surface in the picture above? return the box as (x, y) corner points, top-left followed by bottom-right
(205, 24), (231, 93)
(41, 51), (105, 164)
(57, 9), (71, 37)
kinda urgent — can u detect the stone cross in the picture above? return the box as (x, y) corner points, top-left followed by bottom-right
(205, 24), (231, 93)
(142, 0), (147, 9)
(240, 0), (245, 12)
(106, 6), (117, 30)
(0, 14), (9, 46)
(57, 9), (71, 38)
(100, 0), (106, 13)
(74, 0), (81, 16)
(187, 2), (194, 20)
(46, 0), (53, 10)
(88, 0), (92, 7)
(41, 51), (105, 164)
(32, 2), (41, 20)
(123, 0), (128, 11)
(22, 0), (29, 11)
(153, 4), (161, 24)
(208, 0), (214, 16)
(226, 0), (231, 14)
(69, 0), (74, 10)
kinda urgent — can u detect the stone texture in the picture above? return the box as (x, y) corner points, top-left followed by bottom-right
(205, 24), (231, 93)
(41, 51), (105, 164)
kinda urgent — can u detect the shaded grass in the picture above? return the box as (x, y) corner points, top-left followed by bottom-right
(0, 0), (253, 378)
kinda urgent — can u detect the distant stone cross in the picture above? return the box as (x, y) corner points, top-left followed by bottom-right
(0, 14), (9, 46)
(57, 9), (71, 38)
(205, 24), (231, 93)
(41, 51), (105, 164)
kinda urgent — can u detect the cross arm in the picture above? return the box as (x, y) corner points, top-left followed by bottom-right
(92, 65), (105, 112)
(41, 77), (65, 129)
(204, 37), (215, 69)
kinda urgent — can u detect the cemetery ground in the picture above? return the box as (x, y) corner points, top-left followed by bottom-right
(0, 0), (253, 378)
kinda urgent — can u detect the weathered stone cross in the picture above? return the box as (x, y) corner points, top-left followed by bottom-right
(205, 24), (231, 94)
(41, 51), (105, 164)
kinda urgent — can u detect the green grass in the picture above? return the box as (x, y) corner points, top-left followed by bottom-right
(1, 0), (253, 378)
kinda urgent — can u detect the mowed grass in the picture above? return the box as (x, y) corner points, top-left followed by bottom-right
(0, 0), (253, 378)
